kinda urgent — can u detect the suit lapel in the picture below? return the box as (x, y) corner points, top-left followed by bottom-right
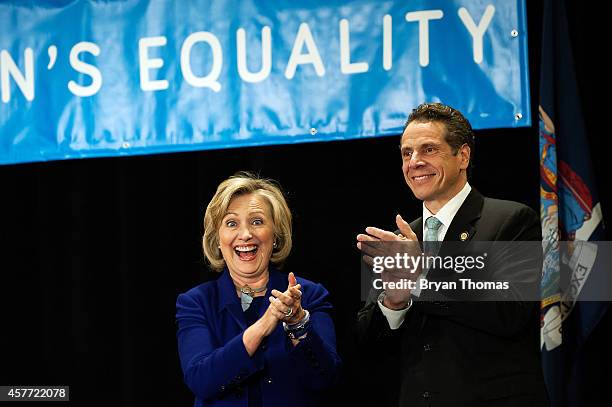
(443, 188), (483, 242)
(218, 269), (247, 330)
(410, 217), (424, 241)
(218, 266), (288, 329)
(408, 189), (483, 244)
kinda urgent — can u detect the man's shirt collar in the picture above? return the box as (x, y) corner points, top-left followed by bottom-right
(422, 182), (472, 239)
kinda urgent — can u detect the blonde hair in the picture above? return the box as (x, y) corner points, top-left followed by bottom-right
(203, 172), (293, 271)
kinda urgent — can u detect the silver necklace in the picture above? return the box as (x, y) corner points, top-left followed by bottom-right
(238, 285), (267, 311)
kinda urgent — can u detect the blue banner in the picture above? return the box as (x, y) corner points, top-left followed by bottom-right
(0, 0), (530, 165)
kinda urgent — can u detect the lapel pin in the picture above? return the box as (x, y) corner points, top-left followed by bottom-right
(460, 231), (469, 241)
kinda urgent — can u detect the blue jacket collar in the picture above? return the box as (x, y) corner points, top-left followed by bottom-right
(217, 265), (288, 328)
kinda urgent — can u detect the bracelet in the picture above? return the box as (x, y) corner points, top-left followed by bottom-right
(378, 291), (412, 310)
(283, 309), (311, 340)
(285, 309), (309, 329)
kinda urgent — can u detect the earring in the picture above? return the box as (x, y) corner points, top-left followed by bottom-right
(273, 240), (277, 248)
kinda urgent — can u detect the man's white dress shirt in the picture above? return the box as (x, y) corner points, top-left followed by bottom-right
(378, 182), (472, 329)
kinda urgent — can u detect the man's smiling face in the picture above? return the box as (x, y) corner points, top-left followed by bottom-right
(400, 121), (469, 213)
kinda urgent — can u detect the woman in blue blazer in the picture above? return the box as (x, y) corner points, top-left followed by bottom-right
(176, 172), (341, 407)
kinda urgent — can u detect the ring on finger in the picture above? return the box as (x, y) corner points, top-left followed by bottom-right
(284, 307), (293, 317)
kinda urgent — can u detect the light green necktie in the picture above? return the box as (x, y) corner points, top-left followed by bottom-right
(424, 216), (443, 255)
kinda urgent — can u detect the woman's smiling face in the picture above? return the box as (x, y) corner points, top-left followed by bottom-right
(218, 193), (275, 281)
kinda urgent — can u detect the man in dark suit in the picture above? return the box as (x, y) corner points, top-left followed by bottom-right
(355, 103), (548, 406)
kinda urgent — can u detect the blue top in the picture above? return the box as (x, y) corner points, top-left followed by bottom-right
(176, 267), (341, 407)
(243, 296), (263, 407)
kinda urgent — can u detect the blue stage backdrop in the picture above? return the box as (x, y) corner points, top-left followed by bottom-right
(0, 0), (530, 165)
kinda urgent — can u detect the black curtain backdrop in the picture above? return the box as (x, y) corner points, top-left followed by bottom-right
(1, 2), (609, 406)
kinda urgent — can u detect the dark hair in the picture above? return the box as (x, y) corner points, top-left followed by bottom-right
(405, 102), (475, 177)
